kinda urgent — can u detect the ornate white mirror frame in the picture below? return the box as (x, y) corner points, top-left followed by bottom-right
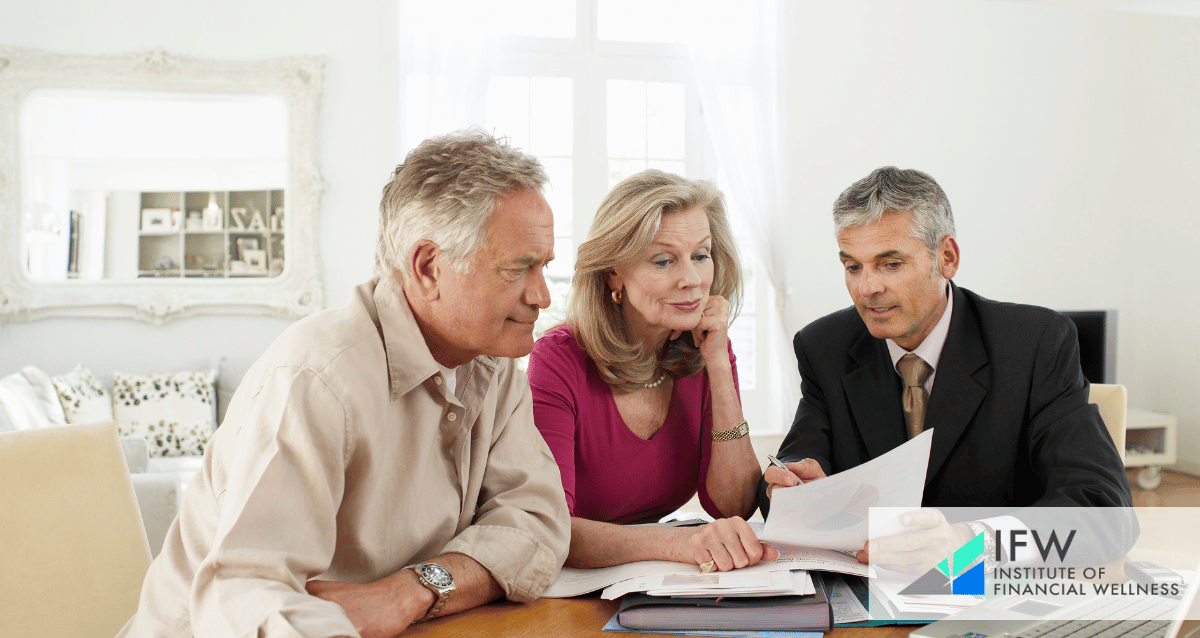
(0, 46), (326, 324)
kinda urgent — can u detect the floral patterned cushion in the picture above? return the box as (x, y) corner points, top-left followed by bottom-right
(51, 364), (114, 424)
(112, 369), (216, 457)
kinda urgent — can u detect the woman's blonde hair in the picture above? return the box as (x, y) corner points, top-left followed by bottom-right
(569, 170), (743, 391)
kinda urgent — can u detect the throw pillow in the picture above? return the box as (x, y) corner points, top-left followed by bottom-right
(51, 364), (114, 424)
(21, 366), (68, 426)
(1, 372), (52, 430)
(112, 369), (216, 457)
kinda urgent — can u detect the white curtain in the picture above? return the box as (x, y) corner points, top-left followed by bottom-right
(397, 1), (493, 153)
(685, 0), (801, 428)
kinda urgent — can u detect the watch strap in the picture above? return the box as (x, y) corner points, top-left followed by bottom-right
(405, 563), (453, 622)
(712, 419), (749, 442)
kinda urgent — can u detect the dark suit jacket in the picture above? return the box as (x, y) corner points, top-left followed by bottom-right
(758, 283), (1132, 516)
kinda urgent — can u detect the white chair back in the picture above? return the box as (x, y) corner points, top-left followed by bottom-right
(0, 421), (152, 637)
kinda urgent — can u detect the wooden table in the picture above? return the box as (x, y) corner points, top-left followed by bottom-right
(404, 596), (918, 637)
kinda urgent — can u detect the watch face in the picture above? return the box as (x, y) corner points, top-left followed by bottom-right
(420, 564), (453, 588)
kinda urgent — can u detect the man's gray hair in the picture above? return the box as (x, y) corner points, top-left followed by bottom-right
(375, 128), (548, 279)
(832, 166), (956, 256)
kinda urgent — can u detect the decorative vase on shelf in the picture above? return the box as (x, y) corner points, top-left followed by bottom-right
(202, 192), (223, 230)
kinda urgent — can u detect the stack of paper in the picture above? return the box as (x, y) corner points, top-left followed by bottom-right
(604, 567), (814, 600)
(542, 430), (937, 633)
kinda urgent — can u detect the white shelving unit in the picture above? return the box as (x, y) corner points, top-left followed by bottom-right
(137, 190), (284, 278)
(1125, 408), (1177, 490)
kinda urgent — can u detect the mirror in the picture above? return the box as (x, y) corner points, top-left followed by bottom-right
(0, 46), (326, 323)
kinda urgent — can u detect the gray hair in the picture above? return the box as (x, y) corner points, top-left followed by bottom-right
(832, 166), (956, 257)
(375, 128), (548, 279)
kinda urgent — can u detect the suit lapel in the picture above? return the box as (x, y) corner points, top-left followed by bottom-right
(924, 283), (988, 483)
(842, 329), (907, 459)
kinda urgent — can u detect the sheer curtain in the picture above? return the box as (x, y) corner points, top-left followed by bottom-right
(397, 1), (492, 153)
(685, 0), (801, 429)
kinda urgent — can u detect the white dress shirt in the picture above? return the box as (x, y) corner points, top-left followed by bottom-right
(886, 280), (954, 395)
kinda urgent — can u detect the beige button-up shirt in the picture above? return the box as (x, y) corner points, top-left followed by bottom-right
(119, 277), (570, 637)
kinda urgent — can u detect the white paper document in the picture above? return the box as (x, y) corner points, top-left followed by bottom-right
(542, 560), (689, 598)
(758, 429), (933, 551)
(771, 544), (869, 578)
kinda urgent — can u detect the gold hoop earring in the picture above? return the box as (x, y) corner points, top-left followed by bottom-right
(611, 289), (622, 304)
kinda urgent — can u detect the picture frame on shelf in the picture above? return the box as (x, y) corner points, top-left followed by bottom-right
(141, 208), (174, 233)
(242, 249), (267, 274)
(235, 237), (261, 259)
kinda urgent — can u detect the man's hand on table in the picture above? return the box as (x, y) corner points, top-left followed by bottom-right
(307, 569), (433, 638)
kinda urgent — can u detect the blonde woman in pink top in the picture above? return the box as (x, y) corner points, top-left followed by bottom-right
(528, 170), (775, 571)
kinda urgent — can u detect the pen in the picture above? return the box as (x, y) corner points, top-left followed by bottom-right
(766, 454), (788, 470)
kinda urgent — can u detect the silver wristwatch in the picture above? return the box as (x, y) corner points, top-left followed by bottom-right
(405, 562), (455, 622)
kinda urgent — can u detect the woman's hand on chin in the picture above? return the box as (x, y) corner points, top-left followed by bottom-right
(691, 295), (731, 368)
(668, 516), (779, 572)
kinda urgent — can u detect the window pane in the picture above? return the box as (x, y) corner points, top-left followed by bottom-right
(607, 80), (646, 159)
(646, 159), (685, 177)
(534, 275), (573, 341)
(728, 316), (756, 390)
(548, 237), (575, 280)
(608, 158), (647, 189)
(491, 0), (575, 38)
(402, 0), (574, 39)
(486, 76), (530, 148)
(541, 157), (573, 237)
(597, 0), (683, 43)
(738, 253), (757, 315)
(646, 82), (685, 160)
(530, 77), (573, 157)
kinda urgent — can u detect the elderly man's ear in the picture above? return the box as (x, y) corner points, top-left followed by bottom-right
(407, 240), (442, 301)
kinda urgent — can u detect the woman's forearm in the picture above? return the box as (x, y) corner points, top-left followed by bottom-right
(703, 362), (759, 519)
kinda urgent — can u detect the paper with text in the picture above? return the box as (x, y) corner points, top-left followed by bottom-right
(759, 429), (932, 551)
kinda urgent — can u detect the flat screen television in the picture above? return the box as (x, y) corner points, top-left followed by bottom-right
(1059, 309), (1117, 384)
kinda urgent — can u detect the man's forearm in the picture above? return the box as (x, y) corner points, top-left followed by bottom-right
(306, 552), (504, 638)
(429, 552), (504, 617)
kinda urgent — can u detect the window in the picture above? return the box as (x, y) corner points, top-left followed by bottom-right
(400, 0), (775, 431)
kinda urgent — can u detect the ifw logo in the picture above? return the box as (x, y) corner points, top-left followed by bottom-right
(899, 532), (985, 595)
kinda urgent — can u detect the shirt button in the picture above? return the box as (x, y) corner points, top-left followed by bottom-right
(447, 412), (457, 422)
(434, 376), (443, 385)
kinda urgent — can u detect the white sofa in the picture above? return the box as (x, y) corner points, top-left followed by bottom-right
(0, 364), (222, 556)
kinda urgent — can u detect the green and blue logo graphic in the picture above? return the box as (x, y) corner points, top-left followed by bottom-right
(899, 532), (985, 596)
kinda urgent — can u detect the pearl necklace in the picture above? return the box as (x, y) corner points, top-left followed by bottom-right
(644, 372), (667, 389)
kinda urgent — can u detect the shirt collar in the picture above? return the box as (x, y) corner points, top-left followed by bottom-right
(373, 275), (445, 400)
(886, 280), (954, 373)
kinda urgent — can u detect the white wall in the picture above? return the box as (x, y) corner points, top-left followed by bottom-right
(0, 0), (396, 397)
(782, 0), (1200, 472)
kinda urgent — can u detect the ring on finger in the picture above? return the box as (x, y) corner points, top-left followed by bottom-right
(699, 561), (716, 573)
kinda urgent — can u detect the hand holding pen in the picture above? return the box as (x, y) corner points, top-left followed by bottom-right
(763, 454), (827, 499)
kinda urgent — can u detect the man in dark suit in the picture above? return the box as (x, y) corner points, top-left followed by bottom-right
(759, 167), (1132, 567)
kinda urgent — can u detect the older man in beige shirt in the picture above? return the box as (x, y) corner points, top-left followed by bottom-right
(119, 130), (570, 638)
